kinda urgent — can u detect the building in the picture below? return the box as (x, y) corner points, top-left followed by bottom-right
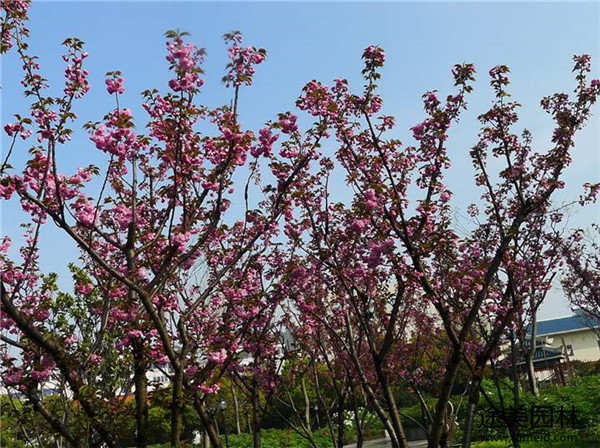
(518, 343), (567, 386)
(535, 312), (600, 363)
(505, 312), (600, 387)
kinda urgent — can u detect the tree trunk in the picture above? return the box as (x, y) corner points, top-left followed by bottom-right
(252, 380), (261, 448)
(230, 383), (242, 435)
(133, 343), (149, 448)
(312, 363), (336, 446)
(524, 354), (538, 397)
(193, 397), (221, 448)
(26, 388), (82, 448)
(301, 375), (311, 430)
(526, 316), (539, 397)
(428, 345), (461, 448)
(509, 333), (521, 448)
(171, 367), (184, 447)
(342, 313), (403, 447)
(375, 364), (409, 448)
(507, 424), (521, 448)
(356, 435), (365, 448)
(350, 402), (365, 448)
(510, 333), (520, 405)
(461, 376), (482, 448)
(354, 373), (401, 447)
(336, 392), (346, 448)
(439, 429), (449, 448)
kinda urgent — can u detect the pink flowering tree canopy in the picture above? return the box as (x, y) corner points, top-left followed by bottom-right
(2, 2), (599, 448)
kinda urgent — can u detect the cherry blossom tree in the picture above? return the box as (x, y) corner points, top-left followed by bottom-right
(279, 42), (599, 448)
(458, 207), (571, 448)
(282, 303), (378, 448)
(276, 45), (476, 448)
(512, 215), (567, 398)
(562, 224), (600, 331)
(1, 2), (320, 447)
(2, 3), (599, 448)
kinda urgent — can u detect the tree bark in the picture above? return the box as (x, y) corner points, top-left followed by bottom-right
(171, 367), (184, 447)
(351, 393), (365, 448)
(509, 333), (521, 448)
(336, 391), (346, 448)
(252, 380), (261, 448)
(193, 397), (222, 448)
(230, 382), (242, 435)
(301, 375), (311, 430)
(526, 316), (539, 396)
(507, 424), (521, 448)
(461, 376), (482, 448)
(374, 362), (409, 448)
(27, 389), (82, 448)
(342, 313), (405, 448)
(428, 345), (461, 448)
(133, 342), (149, 448)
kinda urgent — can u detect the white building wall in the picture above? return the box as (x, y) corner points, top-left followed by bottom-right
(544, 329), (600, 362)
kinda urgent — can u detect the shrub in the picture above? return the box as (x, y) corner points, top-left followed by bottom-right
(223, 429), (332, 448)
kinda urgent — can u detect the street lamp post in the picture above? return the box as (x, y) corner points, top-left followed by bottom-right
(312, 404), (320, 430)
(219, 399), (230, 448)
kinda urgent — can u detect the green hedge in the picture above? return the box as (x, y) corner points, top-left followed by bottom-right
(475, 441), (599, 448)
(471, 375), (600, 443)
(222, 429), (332, 448)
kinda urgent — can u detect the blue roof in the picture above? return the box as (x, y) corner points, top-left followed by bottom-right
(536, 313), (600, 336)
(515, 346), (563, 368)
(532, 346), (563, 361)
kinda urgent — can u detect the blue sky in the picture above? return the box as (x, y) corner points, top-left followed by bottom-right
(2, 1), (599, 319)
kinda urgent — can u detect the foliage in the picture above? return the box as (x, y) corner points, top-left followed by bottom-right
(474, 441), (599, 448)
(571, 360), (600, 377)
(222, 429), (332, 448)
(473, 375), (600, 443)
(2, 1), (599, 447)
(561, 224), (600, 328)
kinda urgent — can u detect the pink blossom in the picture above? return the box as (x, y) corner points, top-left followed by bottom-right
(207, 348), (227, 364)
(0, 183), (16, 200)
(127, 329), (144, 339)
(185, 366), (199, 377)
(112, 203), (133, 231)
(252, 127), (279, 157)
(411, 122), (426, 138)
(4, 122), (26, 138)
(364, 189), (378, 210)
(278, 113), (298, 134)
(198, 383), (221, 395)
(30, 368), (52, 381)
(75, 283), (94, 295)
(73, 200), (96, 227)
(77, 167), (92, 182)
(351, 219), (369, 232)
(3, 370), (23, 386)
(0, 236), (11, 253)
(363, 45), (386, 67)
(105, 76), (124, 95)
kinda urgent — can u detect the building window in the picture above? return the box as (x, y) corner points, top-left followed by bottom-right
(566, 345), (574, 356)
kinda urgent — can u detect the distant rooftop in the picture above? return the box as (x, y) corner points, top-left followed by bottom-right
(536, 312), (600, 337)
(516, 346), (564, 368)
